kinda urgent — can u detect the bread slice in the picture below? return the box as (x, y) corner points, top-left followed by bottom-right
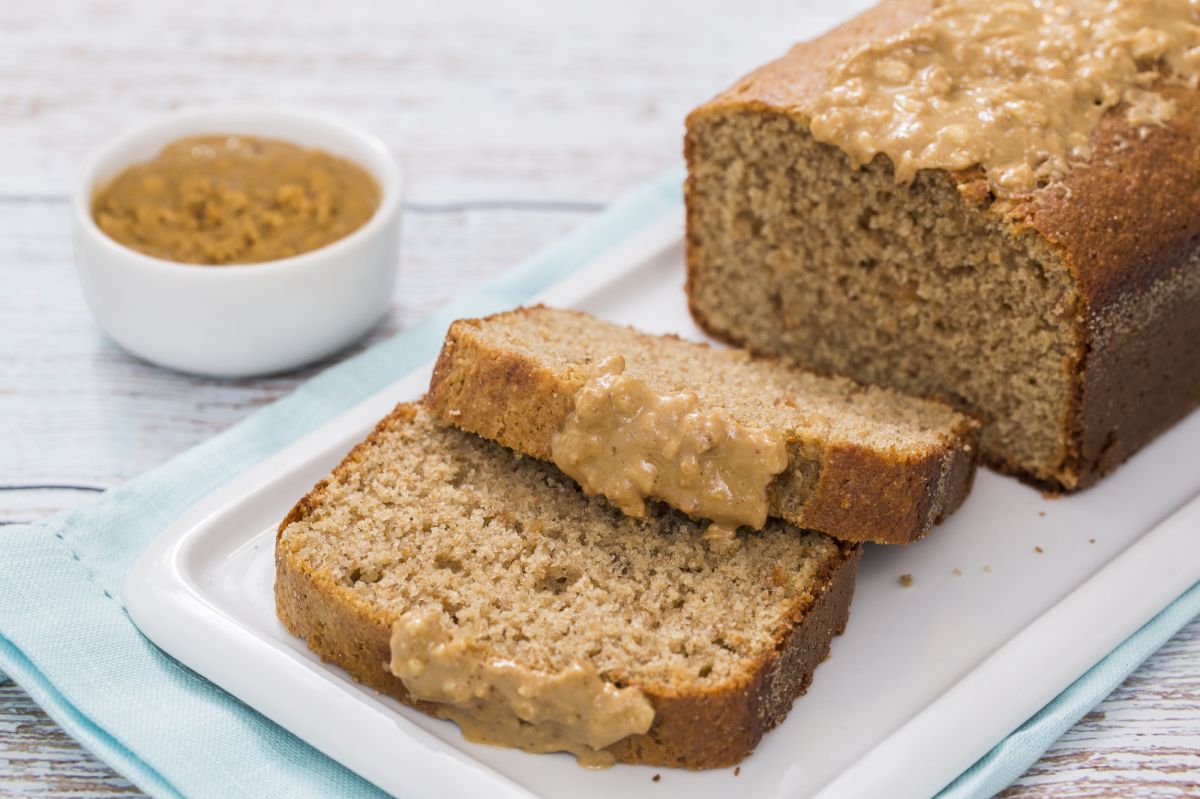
(426, 306), (979, 545)
(275, 403), (860, 769)
(684, 0), (1200, 491)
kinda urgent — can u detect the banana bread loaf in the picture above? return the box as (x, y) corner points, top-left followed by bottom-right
(275, 404), (860, 769)
(685, 0), (1200, 491)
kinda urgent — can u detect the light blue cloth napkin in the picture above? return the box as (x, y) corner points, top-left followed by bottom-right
(1, 168), (1196, 799)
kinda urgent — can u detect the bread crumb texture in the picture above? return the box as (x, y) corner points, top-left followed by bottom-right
(429, 306), (980, 544)
(470, 306), (971, 454)
(687, 108), (1077, 485)
(278, 405), (850, 692)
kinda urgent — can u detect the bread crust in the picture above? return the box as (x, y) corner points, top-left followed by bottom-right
(684, 0), (1200, 491)
(425, 308), (977, 545)
(275, 403), (862, 770)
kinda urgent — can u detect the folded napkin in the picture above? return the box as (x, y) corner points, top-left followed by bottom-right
(1, 169), (1196, 799)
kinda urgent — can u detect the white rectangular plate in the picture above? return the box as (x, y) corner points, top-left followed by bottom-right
(126, 216), (1200, 799)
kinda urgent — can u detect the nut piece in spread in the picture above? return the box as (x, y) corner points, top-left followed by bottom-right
(389, 608), (655, 768)
(808, 0), (1200, 196)
(550, 355), (789, 537)
(93, 134), (380, 264)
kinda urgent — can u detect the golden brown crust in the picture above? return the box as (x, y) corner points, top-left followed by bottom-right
(606, 542), (859, 768)
(686, 0), (1200, 491)
(275, 403), (862, 770)
(796, 438), (975, 543)
(427, 313), (574, 462)
(426, 308), (977, 545)
(1018, 89), (1200, 487)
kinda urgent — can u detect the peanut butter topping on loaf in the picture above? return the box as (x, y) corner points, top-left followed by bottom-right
(686, 0), (1200, 490)
(390, 607), (655, 767)
(551, 354), (789, 537)
(809, 0), (1200, 195)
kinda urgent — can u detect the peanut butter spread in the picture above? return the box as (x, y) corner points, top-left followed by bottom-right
(808, 0), (1200, 196)
(388, 608), (655, 767)
(93, 135), (379, 264)
(550, 355), (789, 536)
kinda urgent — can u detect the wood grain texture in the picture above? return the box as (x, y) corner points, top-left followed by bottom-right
(0, 686), (139, 798)
(1, 0), (1197, 796)
(999, 618), (1200, 799)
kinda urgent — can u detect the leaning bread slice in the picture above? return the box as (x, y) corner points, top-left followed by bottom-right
(427, 306), (979, 545)
(276, 403), (860, 770)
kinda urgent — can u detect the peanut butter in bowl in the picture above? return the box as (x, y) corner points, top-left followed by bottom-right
(72, 107), (402, 377)
(92, 134), (380, 265)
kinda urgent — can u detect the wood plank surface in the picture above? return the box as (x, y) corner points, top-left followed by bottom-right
(1, 0), (1197, 796)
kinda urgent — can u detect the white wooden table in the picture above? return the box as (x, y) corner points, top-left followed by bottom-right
(1, 1), (1197, 796)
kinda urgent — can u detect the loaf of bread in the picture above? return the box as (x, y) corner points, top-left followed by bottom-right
(275, 404), (859, 769)
(685, 0), (1200, 491)
(426, 306), (978, 545)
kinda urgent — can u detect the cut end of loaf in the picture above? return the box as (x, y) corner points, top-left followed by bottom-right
(685, 106), (1084, 489)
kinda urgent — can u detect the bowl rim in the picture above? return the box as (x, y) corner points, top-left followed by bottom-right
(73, 105), (403, 278)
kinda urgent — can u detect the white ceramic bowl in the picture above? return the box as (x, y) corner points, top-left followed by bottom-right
(73, 107), (402, 378)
